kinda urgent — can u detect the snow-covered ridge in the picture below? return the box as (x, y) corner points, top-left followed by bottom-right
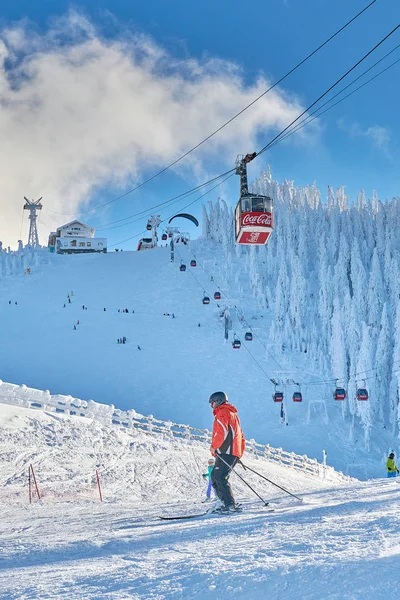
(0, 379), (353, 483)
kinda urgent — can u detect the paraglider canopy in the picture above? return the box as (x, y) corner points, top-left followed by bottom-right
(169, 213), (199, 227)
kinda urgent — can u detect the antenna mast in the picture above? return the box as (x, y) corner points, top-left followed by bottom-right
(23, 197), (43, 247)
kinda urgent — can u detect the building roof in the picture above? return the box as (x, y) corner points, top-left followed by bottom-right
(56, 220), (95, 233)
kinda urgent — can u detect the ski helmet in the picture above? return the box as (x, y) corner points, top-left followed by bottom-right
(389, 452), (395, 459)
(209, 391), (228, 407)
(208, 458), (215, 465)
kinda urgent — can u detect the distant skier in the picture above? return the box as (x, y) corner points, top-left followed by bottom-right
(63, 304), (66, 308)
(77, 320), (80, 325)
(209, 391), (245, 513)
(82, 305), (85, 310)
(202, 458), (216, 502)
(137, 345), (141, 350)
(8, 300), (11, 304)
(117, 339), (120, 344)
(386, 452), (399, 478)
(73, 325), (76, 330)
(104, 308), (106, 312)
(198, 323), (201, 327)
(122, 336), (126, 344)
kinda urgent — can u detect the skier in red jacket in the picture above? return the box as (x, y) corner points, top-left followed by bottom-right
(209, 391), (245, 512)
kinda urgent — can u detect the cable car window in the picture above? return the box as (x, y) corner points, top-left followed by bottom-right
(241, 197), (251, 212)
(252, 197), (265, 212)
(265, 196), (272, 211)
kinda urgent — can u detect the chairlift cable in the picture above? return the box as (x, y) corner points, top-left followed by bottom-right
(257, 23), (400, 157)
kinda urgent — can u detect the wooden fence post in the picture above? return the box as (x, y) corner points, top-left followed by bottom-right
(96, 470), (103, 502)
(29, 464), (41, 501)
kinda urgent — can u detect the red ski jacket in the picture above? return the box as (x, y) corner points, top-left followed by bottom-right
(211, 402), (245, 458)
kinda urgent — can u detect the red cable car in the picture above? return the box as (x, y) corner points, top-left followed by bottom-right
(190, 260), (197, 267)
(162, 233), (167, 241)
(334, 387), (346, 401)
(245, 332), (253, 341)
(293, 392), (302, 403)
(234, 153), (273, 245)
(232, 339), (241, 349)
(202, 296), (210, 305)
(214, 292), (221, 300)
(146, 222), (152, 231)
(180, 264), (186, 271)
(273, 392), (283, 403)
(168, 233), (173, 238)
(357, 388), (368, 401)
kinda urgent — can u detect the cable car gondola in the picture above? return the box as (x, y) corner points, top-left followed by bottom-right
(234, 153), (273, 245)
(292, 392), (302, 403)
(214, 292), (221, 300)
(232, 339), (241, 349)
(146, 221), (152, 231)
(334, 387), (346, 401)
(357, 388), (369, 401)
(190, 260), (197, 267)
(202, 296), (210, 305)
(245, 332), (253, 341)
(162, 233), (167, 241)
(273, 391), (283, 403)
(180, 264), (186, 272)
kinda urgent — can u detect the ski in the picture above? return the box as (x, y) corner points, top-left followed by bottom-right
(159, 512), (208, 520)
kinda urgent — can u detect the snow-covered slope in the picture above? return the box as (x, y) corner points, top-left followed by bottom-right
(0, 244), (393, 479)
(0, 402), (399, 600)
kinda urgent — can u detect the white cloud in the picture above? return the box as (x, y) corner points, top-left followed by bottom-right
(338, 119), (391, 153)
(0, 12), (317, 247)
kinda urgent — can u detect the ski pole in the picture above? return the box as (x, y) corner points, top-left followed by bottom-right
(217, 454), (269, 506)
(239, 460), (303, 501)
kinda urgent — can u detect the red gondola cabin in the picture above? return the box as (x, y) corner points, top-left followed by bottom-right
(334, 388), (346, 401)
(232, 339), (241, 349)
(357, 388), (368, 401)
(162, 233), (167, 241)
(292, 392), (302, 403)
(245, 332), (253, 341)
(190, 260), (197, 267)
(180, 264), (186, 271)
(202, 296), (210, 305)
(234, 154), (273, 245)
(273, 392), (283, 403)
(214, 292), (221, 300)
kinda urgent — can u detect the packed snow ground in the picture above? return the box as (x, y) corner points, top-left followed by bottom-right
(0, 402), (399, 600)
(0, 245), (395, 479)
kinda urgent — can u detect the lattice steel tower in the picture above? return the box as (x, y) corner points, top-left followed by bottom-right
(23, 197), (43, 247)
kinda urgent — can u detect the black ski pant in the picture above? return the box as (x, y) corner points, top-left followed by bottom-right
(211, 454), (238, 507)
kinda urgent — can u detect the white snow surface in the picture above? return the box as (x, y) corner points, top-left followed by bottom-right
(1, 243), (400, 598)
(1, 402), (400, 600)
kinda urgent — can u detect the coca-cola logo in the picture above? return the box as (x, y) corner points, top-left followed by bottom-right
(242, 212), (272, 226)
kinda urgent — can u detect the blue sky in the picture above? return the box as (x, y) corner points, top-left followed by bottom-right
(1, 0), (399, 248)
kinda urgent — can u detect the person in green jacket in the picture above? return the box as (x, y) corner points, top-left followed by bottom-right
(386, 452), (399, 478)
(202, 458), (215, 501)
